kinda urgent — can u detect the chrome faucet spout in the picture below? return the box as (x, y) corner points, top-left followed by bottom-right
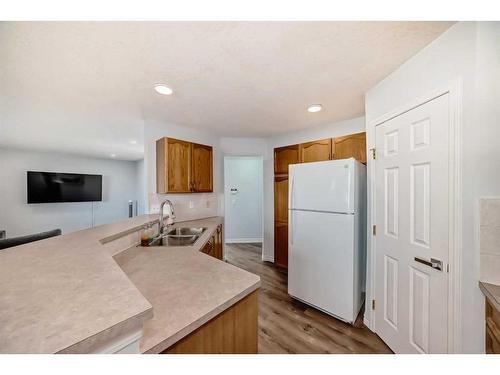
(158, 199), (176, 235)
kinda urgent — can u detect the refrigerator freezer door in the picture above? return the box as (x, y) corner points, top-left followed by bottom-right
(288, 209), (355, 322)
(289, 159), (355, 214)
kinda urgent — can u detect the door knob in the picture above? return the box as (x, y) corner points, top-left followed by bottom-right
(414, 256), (443, 271)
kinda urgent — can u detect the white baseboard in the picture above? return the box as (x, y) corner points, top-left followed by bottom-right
(225, 237), (263, 244)
(262, 254), (274, 263)
(363, 317), (373, 332)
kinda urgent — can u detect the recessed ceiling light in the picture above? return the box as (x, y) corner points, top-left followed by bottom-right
(154, 84), (173, 95)
(110, 154), (116, 158)
(307, 104), (323, 113)
(129, 140), (137, 144)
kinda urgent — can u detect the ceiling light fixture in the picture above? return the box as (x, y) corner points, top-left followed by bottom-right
(110, 154), (116, 158)
(154, 84), (173, 95)
(129, 140), (137, 144)
(307, 104), (323, 113)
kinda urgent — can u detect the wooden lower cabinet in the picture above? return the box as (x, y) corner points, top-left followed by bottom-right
(486, 298), (500, 354)
(274, 221), (288, 268)
(215, 224), (223, 260)
(162, 291), (258, 354)
(201, 224), (223, 260)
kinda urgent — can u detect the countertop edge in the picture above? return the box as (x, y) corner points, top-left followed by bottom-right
(56, 305), (154, 354)
(143, 279), (261, 354)
(479, 281), (500, 311)
(0, 214), (229, 354)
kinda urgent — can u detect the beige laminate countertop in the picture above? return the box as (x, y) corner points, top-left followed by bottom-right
(0, 215), (260, 354)
(114, 217), (261, 353)
(479, 282), (500, 312)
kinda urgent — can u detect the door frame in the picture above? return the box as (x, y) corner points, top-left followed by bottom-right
(365, 79), (463, 353)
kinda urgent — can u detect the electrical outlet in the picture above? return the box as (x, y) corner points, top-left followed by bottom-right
(206, 200), (210, 208)
(189, 201), (194, 209)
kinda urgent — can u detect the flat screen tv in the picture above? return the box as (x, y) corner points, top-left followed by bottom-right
(27, 171), (102, 203)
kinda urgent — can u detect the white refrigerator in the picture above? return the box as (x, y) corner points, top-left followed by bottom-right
(288, 158), (367, 324)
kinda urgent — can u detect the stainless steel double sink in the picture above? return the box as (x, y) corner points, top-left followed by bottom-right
(149, 227), (207, 247)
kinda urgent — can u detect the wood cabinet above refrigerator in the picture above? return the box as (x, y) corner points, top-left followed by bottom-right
(273, 131), (366, 269)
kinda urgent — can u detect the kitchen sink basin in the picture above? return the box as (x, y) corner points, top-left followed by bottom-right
(149, 235), (199, 247)
(165, 227), (207, 236)
(148, 227), (208, 247)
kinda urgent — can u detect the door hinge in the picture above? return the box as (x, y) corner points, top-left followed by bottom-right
(372, 225), (376, 236)
(372, 299), (376, 310)
(371, 148), (376, 160)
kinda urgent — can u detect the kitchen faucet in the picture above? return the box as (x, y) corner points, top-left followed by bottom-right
(158, 199), (176, 235)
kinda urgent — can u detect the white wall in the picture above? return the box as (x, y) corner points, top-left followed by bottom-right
(263, 117), (366, 261)
(144, 120), (222, 221)
(224, 156), (263, 243)
(0, 147), (139, 237)
(365, 22), (500, 353)
(135, 158), (147, 215)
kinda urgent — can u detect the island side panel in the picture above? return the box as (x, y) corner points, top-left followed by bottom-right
(162, 291), (258, 354)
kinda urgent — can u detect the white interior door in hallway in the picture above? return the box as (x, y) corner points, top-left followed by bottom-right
(374, 93), (450, 353)
(224, 156), (264, 243)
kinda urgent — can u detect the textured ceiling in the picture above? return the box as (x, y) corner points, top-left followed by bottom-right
(0, 21), (453, 160)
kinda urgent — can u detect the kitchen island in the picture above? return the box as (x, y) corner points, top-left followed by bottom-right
(0, 215), (260, 354)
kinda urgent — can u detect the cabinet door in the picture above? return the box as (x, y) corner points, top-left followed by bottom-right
(332, 132), (367, 163)
(202, 236), (215, 257)
(156, 137), (191, 193)
(274, 145), (299, 175)
(215, 224), (223, 260)
(274, 222), (288, 268)
(299, 139), (332, 163)
(274, 176), (289, 223)
(191, 143), (213, 192)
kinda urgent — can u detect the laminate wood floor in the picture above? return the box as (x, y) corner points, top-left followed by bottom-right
(225, 243), (392, 354)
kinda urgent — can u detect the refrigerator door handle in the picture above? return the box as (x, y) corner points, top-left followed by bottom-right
(289, 209), (295, 245)
(288, 176), (295, 209)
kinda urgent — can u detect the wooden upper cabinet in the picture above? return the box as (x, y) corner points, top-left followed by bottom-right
(156, 137), (213, 193)
(157, 137), (191, 193)
(299, 139), (332, 163)
(274, 176), (289, 223)
(191, 143), (213, 192)
(274, 145), (299, 175)
(332, 132), (367, 163)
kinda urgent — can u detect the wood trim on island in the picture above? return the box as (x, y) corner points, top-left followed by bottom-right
(162, 291), (258, 354)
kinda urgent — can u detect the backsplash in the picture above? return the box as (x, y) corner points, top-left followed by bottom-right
(148, 193), (220, 222)
(479, 198), (500, 285)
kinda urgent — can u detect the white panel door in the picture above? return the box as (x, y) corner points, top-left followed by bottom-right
(374, 94), (450, 353)
(288, 210), (355, 322)
(289, 159), (355, 213)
